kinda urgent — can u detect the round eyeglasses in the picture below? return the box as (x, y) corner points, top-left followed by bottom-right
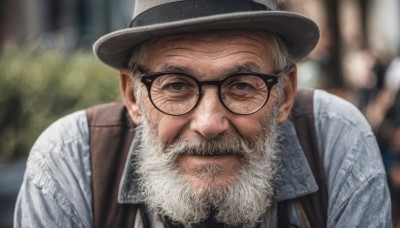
(140, 71), (280, 116)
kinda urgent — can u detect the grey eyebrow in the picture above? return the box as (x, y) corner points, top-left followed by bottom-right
(136, 64), (191, 74)
(160, 63), (262, 74)
(230, 63), (262, 74)
(154, 63), (264, 79)
(160, 64), (191, 73)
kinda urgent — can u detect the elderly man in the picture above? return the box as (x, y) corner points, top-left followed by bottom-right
(15, 0), (391, 227)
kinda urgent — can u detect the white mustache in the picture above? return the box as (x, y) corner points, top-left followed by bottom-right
(163, 134), (253, 157)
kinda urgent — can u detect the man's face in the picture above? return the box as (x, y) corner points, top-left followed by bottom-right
(121, 30), (295, 225)
(139, 30), (279, 183)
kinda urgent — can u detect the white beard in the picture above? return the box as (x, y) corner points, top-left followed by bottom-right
(135, 109), (281, 226)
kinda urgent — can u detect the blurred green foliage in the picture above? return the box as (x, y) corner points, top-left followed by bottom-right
(0, 46), (121, 163)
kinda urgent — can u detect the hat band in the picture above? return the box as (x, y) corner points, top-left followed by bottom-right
(130, 0), (271, 28)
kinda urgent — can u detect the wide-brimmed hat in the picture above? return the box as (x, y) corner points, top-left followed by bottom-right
(94, 0), (320, 70)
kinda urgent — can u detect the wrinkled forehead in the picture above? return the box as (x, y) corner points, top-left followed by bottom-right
(136, 29), (277, 65)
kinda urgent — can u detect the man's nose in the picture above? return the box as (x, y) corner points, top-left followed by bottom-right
(190, 87), (229, 139)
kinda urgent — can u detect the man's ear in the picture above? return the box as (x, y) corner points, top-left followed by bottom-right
(120, 69), (142, 125)
(277, 64), (297, 124)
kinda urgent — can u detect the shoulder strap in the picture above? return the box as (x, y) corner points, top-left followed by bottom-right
(290, 89), (328, 227)
(86, 103), (139, 228)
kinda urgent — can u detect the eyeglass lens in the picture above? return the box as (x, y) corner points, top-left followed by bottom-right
(149, 73), (270, 115)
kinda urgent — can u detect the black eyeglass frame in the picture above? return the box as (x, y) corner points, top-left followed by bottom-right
(140, 71), (280, 116)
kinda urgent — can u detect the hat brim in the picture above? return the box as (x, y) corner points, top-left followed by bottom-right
(94, 11), (319, 70)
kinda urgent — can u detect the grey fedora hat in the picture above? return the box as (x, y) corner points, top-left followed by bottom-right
(94, 0), (320, 70)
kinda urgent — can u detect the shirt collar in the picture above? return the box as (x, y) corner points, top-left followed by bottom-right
(117, 120), (318, 204)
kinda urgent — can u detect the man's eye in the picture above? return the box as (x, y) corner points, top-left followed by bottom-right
(232, 82), (250, 90)
(163, 82), (190, 92)
(167, 82), (185, 91)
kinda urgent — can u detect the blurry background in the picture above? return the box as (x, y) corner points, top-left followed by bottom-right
(0, 0), (400, 227)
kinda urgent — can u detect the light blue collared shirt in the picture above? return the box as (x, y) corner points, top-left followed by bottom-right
(14, 90), (392, 227)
